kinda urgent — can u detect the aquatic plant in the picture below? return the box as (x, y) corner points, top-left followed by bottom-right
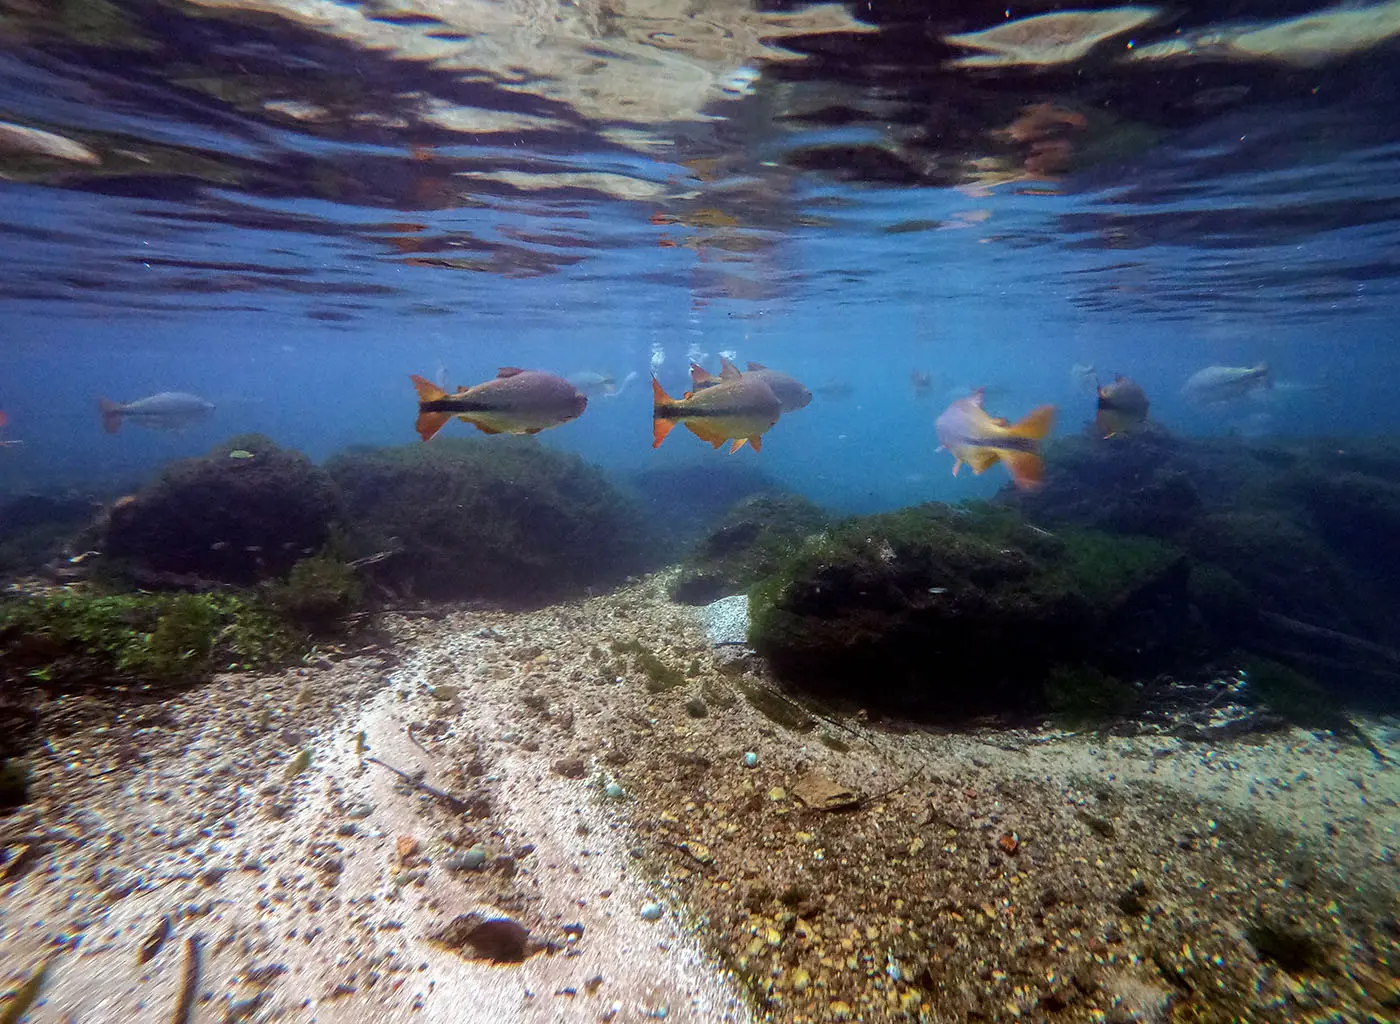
(0, 587), (306, 689)
(747, 501), (1202, 718)
(670, 492), (829, 605)
(265, 551), (362, 632)
(104, 434), (340, 586)
(325, 437), (655, 605)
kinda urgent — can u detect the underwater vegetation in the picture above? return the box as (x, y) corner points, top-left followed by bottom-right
(670, 492), (829, 605)
(747, 502), (1202, 718)
(0, 588), (305, 694)
(104, 434), (340, 586)
(325, 437), (655, 605)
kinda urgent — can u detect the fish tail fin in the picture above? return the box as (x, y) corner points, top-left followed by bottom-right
(98, 398), (122, 434)
(411, 374), (452, 441)
(415, 412), (451, 442)
(1001, 450), (1046, 491)
(651, 377), (678, 449)
(410, 373), (447, 404)
(1008, 404), (1056, 443)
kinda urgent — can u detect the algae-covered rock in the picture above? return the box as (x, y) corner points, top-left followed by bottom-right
(326, 438), (652, 604)
(748, 503), (1197, 718)
(670, 492), (828, 605)
(105, 435), (339, 585)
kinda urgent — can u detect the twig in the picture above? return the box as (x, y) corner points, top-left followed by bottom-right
(364, 756), (472, 814)
(170, 935), (201, 1024)
(856, 769), (922, 811)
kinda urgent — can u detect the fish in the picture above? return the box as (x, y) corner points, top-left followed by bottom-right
(410, 368), (587, 442)
(97, 392), (214, 434)
(935, 389), (1056, 491)
(1181, 363), (1271, 404)
(689, 357), (811, 413)
(0, 410), (16, 448)
(1095, 375), (1150, 438)
(1071, 362), (1098, 391)
(812, 382), (855, 401)
(652, 373), (782, 453)
(568, 370), (639, 399)
(566, 371), (619, 396)
(911, 370), (934, 398)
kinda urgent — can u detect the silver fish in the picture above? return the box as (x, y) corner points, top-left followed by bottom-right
(1181, 363), (1271, 404)
(98, 392), (215, 434)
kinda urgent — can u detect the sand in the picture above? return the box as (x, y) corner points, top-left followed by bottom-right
(2, 572), (1399, 1023)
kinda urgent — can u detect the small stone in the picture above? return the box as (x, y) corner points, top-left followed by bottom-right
(447, 845), (488, 871)
(604, 782), (625, 800)
(684, 697), (708, 718)
(743, 752), (758, 768)
(790, 967), (811, 992)
(830, 1000), (853, 1020)
(639, 903), (664, 922)
(768, 787), (787, 802)
(553, 757), (587, 780)
(396, 836), (420, 862)
(996, 832), (1020, 856)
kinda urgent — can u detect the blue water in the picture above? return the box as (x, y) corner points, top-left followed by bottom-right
(2, 0), (1399, 516)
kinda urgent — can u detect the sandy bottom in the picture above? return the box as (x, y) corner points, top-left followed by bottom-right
(2, 573), (1399, 1023)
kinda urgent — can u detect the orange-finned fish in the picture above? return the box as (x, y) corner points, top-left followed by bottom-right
(652, 373), (781, 454)
(1095, 375), (1150, 438)
(410, 368), (587, 442)
(689, 356), (812, 413)
(935, 389), (1056, 491)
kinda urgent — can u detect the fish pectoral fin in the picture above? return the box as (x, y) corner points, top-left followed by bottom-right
(415, 411), (452, 442)
(1001, 449), (1046, 491)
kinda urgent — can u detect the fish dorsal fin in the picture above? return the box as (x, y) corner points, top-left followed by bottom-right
(496, 367), (526, 378)
(719, 356), (742, 380)
(969, 387), (986, 406)
(410, 374), (446, 402)
(690, 362), (718, 387)
(746, 361), (767, 371)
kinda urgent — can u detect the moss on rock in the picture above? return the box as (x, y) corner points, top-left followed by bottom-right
(747, 502), (1199, 718)
(104, 435), (339, 585)
(326, 438), (653, 605)
(670, 492), (829, 605)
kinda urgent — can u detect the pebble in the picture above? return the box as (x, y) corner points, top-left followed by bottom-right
(639, 903), (663, 922)
(700, 594), (749, 646)
(446, 844), (488, 871)
(743, 752), (758, 768)
(604, 782), (625, 800)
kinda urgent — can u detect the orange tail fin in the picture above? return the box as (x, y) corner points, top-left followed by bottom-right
(410, 373), (447, 404)
(1001, 450), (1045, 490)
(411, 374), (452, 441)
(651, 377), (678, 449)
(1002, 404), (1056, 490)
(1008, 404), (1056, 442)
(415, 412), (451, 442)
(98, 398), (122, 434)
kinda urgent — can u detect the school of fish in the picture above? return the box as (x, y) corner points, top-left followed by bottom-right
(0, 360), (1284, 495)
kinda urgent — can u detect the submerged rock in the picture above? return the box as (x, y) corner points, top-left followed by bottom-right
(326, 438), (653, 605)
(748, 503), (1203, 718)
(670, 492), (828, 605)
(104, 435), (338, 585)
